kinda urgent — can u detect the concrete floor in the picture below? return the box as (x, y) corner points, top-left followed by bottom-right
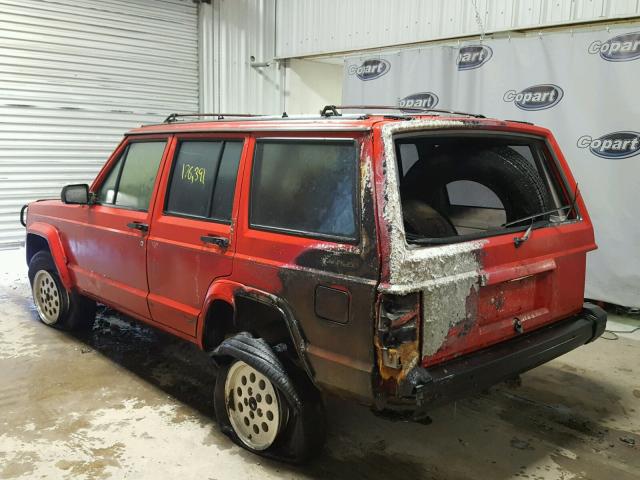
(0, 249), (639, 480)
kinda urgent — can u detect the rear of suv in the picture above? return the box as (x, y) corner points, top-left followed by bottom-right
(23, 107), (606, 462)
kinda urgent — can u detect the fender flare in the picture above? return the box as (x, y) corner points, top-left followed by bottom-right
(195, 279), (239, 349)
(27, 222), (73, 290)
(212, 332), (301, 411)
(198, 280), (316, 385)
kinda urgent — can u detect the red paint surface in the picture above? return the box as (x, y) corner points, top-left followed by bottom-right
(26, 115), (597, 375)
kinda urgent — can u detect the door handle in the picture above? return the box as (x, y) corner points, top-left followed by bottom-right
(201, 235), (229, 249)
(127, 221), (149, 232)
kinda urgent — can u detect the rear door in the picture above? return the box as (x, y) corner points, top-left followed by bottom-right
(146, 134), (246, 336)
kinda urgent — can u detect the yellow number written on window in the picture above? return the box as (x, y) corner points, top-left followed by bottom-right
(181, 163), (206, 185)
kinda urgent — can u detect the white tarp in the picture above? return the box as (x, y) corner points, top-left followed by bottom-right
(343, 25), (640, 307)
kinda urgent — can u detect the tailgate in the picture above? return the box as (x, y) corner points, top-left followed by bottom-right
(421, 220), (596, 366)
(378, 123), (597, 369)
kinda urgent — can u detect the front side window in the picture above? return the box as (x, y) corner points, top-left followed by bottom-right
(97, 155), (123, 204)
(97, 141), (166, 211)
(250, 140), (358, 241)
(165, 140), (243, 222)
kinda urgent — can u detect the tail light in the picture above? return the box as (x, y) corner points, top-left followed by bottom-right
(377, 292), (420, 369)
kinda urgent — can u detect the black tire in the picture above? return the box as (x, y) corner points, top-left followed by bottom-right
(214, 358), (326, 463)
(28, 251), (96, 331)
(404, 146), (552, 225)
(402, 198), (457, 237)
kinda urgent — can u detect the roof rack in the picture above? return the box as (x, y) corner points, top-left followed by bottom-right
(321, 105), (485, 118)
(164, 112), (262, 123)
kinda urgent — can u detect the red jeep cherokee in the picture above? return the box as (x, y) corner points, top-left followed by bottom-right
(23, 107), (606, 461)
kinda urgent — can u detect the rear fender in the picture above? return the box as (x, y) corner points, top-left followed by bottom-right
(198, 280), (315, 383)
(27, 222), (73, 290)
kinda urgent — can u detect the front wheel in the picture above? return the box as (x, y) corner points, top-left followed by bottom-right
(28, 251), (96, 330)
(214, 359), (326, 462)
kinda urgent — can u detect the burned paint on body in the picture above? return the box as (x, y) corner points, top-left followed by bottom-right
(273, 148), (381, 401)
(377, 120), (487, 366)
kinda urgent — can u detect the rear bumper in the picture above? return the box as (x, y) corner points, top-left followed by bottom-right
(400, 303), (607, 409)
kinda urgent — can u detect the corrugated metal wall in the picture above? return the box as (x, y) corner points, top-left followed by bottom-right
(201, 0), (640, 115)
(275, 0), (640, 58)
(5, 1), (636, 246)
(0, 0), (199, 246)
(202, 0), (279, 114)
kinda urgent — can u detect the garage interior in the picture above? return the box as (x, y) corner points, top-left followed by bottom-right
(1, 0), (639, 479)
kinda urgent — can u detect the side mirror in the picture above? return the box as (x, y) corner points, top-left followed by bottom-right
(61, 184), (90, 205)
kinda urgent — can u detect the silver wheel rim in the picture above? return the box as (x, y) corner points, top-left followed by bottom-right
(33, 270), (61, 325)
(224, 361), (282, 450)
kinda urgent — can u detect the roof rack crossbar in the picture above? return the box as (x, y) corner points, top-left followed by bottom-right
(327, 105), (485, 118)
(164, 112), (262, 123)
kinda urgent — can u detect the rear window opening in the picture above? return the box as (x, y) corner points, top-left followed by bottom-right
(395, 132), (576, 245)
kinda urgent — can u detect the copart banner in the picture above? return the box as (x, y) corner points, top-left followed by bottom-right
(343, 25), (640, 307)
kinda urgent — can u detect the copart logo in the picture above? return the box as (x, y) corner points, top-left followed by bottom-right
(503, 84), (564, 111)
(398, 92), (439, 112)
(347, 59), (390, 81)
(457, 45), (493, 70)
(577, 131), (640, 159)
(588, 31), (640, 62)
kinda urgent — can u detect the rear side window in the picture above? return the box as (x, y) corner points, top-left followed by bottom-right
(165, 140), (243, 222)
(97, 141), (166, 211)
(250, 140), (358, 241)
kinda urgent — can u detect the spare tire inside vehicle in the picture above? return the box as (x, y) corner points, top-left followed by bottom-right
(402, 145), (552, 236)
(402, 198), (457, 238)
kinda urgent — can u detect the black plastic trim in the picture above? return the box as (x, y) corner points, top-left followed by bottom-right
(20, 204), (28, 227)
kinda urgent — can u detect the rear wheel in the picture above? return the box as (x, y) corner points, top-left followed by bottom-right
(28, 251), (96, 330)
(223, 361), (286, 451)
(214, 358), (326, 462)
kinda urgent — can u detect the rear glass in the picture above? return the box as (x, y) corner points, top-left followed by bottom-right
(250, 140), (358, 240)
(395, 134), (571, 244)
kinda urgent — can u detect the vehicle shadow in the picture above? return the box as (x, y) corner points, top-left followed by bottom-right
(68, 308), (635, 480)
(70, 307), (219, 420)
